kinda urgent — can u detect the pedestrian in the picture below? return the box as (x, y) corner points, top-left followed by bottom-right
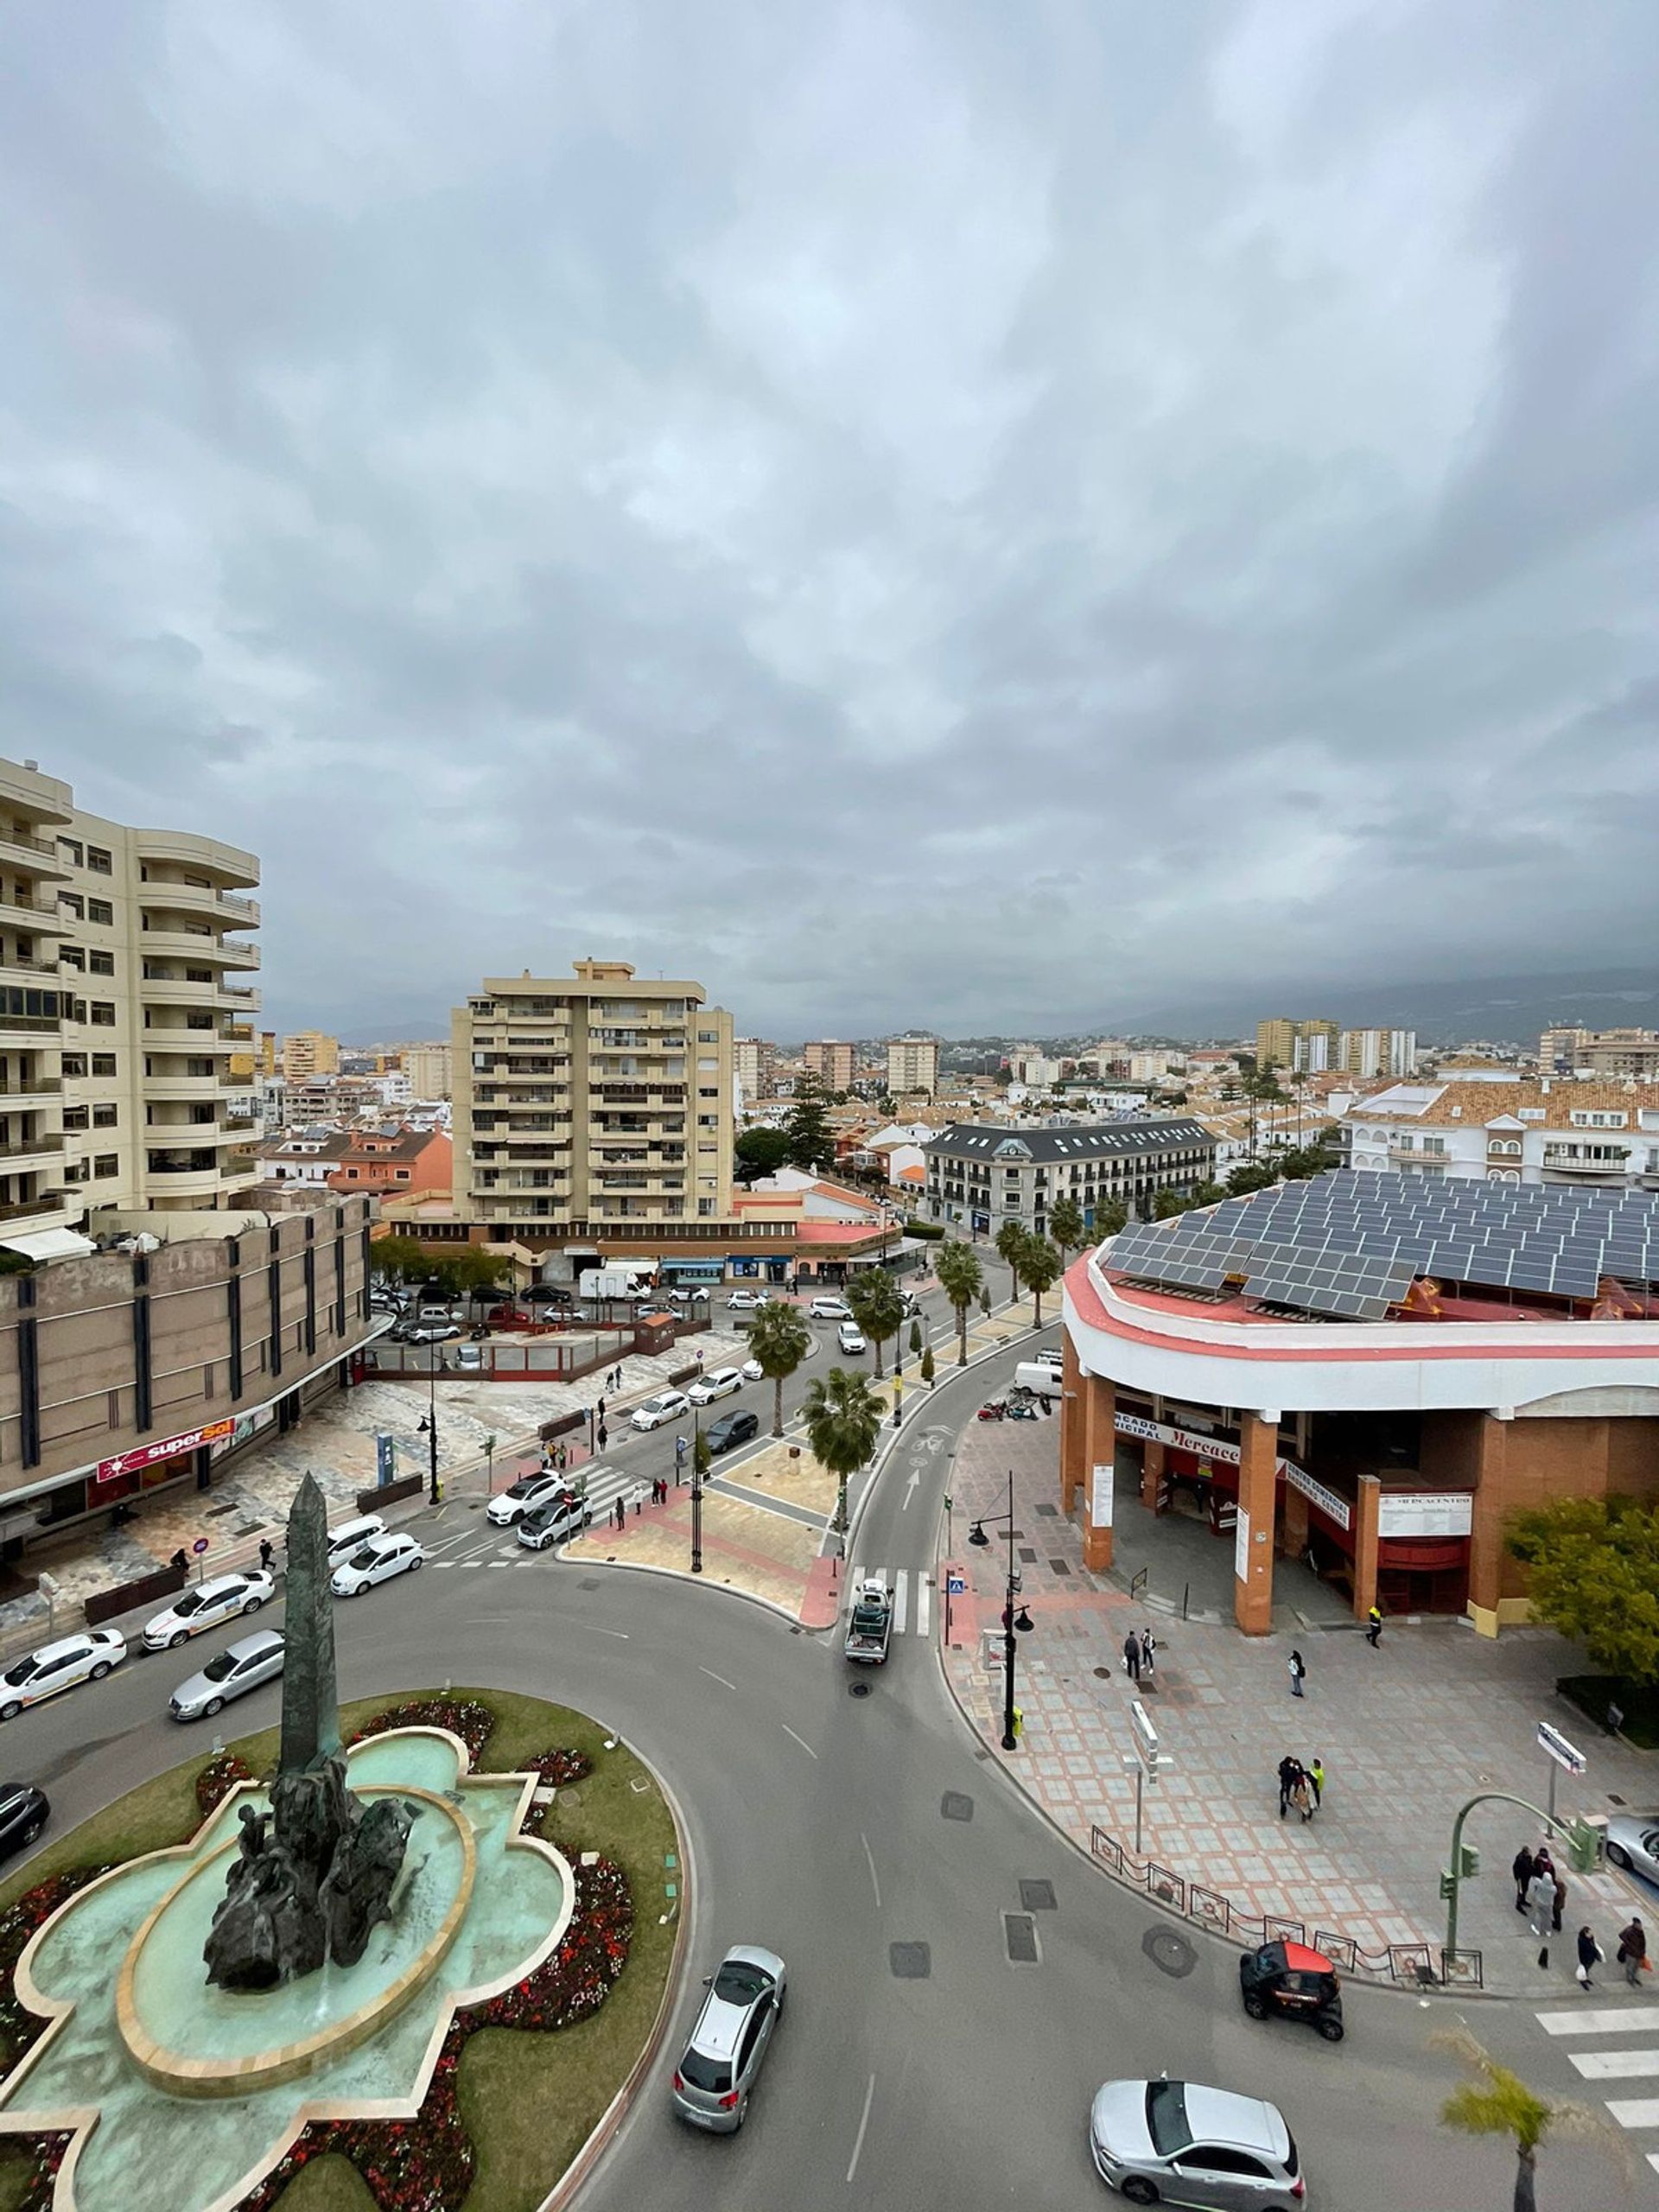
(555, 1443), (567, 1472)
(1288, 1649), (1306, 1698)
(1576, 1926), (1604, 1989)
(170, 1548), (188, 1576)
(694, 1350), (703, 1370)
(631, 1484), (647, 1516)
(596, 1395), (606, 1423)
(1122, 1630), (1141, 1681)
(582, 1502), (593, 1533)
(1527, 1866), (1555, 1946)
(1308, 1757), (1325, 1808)
(1618, 1916), (1648, 1986)
(1552, 1864), (1568, 1935)
(257, 1539), (274, 1573)
(1364, 1605), (1382, 1648)
(1512, 1844), (1536, 1914)
(1139, 1629), (1156, 1680)
(1291, 1771), (1313, 1823)
(1277, 1755), (1302, 1820)
(597, 1421), (608, 1452)
(613, 1497), (626, 1533)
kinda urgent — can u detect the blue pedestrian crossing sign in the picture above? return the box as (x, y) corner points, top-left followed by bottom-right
(947, 1573), (966, 1596)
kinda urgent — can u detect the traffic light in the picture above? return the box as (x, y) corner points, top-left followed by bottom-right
(1439, 1868), (1456, 1901)
(1567, 1819), (1602, 1873)
(1458, 1843), (1480, 1878)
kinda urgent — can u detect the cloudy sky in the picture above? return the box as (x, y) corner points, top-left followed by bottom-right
(2, 1), (1656, 1041)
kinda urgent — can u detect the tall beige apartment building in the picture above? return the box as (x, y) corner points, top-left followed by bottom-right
(401, 1040), (454, 1099)
(452, 959), (734, 1234)
(803, 1039), (856, 1091)
(0, 754), (260, 1246)
(733, 1037), (776, 1103)
(886, 1032), (939, 1096)
(1255, 1016), (1339, 1072)
(280, 1029), (339, 1083)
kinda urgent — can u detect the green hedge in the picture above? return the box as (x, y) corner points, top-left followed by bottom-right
(905, 1218), (946, 1241)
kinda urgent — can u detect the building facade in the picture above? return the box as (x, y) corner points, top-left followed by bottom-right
(1540, 1027), (1659, 1078)
(1338, 1028), (1416, 1079)
(280, 1031), (339, 1084)
(1255, 1017), (1338, 1071)
(400, 1040), (454, 1099)
(1345, 1078), (1659, 1190)
(886, 1033), (939, 1096)
(802, 1039), (855, 1092)
(734, 1037), (776, 1103)
(923, 1119), (1216, 1239)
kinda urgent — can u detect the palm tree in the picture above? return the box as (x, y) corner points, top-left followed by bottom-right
(845, 1268), (905, 1379)
(1019, 1235), (1061, 1328)
(803, 1367), (884, 1536)
(936, 1240), (983, 1369)
(745, 1299), (812, 1439)
(1093, 1198), (1128, 1240)
(995, 1219), (1027, 1302)
(1433, 2024), (1632, 2212)
(1047, 1195), (1084, 1270)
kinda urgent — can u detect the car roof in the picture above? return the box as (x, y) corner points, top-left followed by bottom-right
(0, 1783), (40, 1808)
(223, 1629), (285, 1660)
(195, 1572), (254, 1594)
(27, 1635), (97, 1663)
(1179, 2084), (1289, 2157)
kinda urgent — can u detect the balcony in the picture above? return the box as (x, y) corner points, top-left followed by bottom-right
(140, 881), (262, 925)
(0, 826), (68, 876)
(0, 891), (68, 937)
(1387, 1141), (1450, 1170)
(132, 829), (257, 887)
(0, 1009), (61, 1039)
(0, 1134), (63, 1166)
(1541, 1147), (1631, 1179)
(0, 957), (63, 983)
(0, 1192), (65, 1224)
(0, 1076), (59, 1100)
(137, 928), (261, 968)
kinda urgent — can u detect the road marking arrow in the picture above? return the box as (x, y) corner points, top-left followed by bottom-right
(903, 1469), (920, 1510)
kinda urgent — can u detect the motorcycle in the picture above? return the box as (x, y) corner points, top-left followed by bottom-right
(977, 1401), (1007, 1421)
(470, 1324), (490, 1340)
(1007, 1402), (1039, 1421)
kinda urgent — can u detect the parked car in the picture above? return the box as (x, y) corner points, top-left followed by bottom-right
(671, 1944), (787, 2133)
(331, 1533), (426, 1597)
(487, 1470), (577, 1528)
(484, 1306), (536, 1329)
(726, 1288), (771, 1311)
(668, 1287), (709, 1306)
(518, 1495), (587, 1551)
(0, 1783), (48, 1858)
(810, 1295), (852, 1320)
(143, 1570), (275, 1652)
(688, 1367), (743, 1406)
(402, 1323), (461, 1345)
(705, 1409), (760, 1455)
(836, 1322), (868, 1356)
(327, 1514), (387, 1566)
(1602, 1813), (1659, 1880)
(169, 1630), (286, 1722)
(1088, 2078), (1305, 2208)
(631, 1390), (690, 1432)
(740, 1356), (766, 1383)
(454, 1344), (485, 1370)
(523, 1283), (574, 1306)
(0, 1630), (126, 1722)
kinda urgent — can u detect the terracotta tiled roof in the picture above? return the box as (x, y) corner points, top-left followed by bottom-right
(1355, 1080), (1659, 1131)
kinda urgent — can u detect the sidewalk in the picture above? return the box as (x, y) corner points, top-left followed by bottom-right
(941, 1413), (1656, 1998)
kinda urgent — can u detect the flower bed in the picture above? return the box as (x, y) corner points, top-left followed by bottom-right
(195, 1749), (255, 1819)
(523, 1745), (594, 1789)
(349, 1698), (493, 1763)
(464, 1858), (632, 2033)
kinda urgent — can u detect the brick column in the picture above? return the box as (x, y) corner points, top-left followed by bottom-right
(1060, 1333), (1084, 1516)
(1281, 1478), (1309, 1560)
(1140, 1438), (1165, 1512)
(1082, 1375), (1116, 1573)
(1351, 1473), (1381, 1622)
(1233, 1412), (1278, 1636)
(1466, 1412), (1510, 1635)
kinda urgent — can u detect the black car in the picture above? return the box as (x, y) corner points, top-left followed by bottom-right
(524, 1284), (574, 1306)
(705, 1409), (760, 1455)
(0, 1783), (49, 1859)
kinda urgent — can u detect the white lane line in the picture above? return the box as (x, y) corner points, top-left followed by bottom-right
(861, 1832), (880, 1910)
(782, 1723), (818, 1761)
(1606, 2098), (1659, 2126)
(700, 1665), (737, 1690)
(1538, 2009), (1659, 2035)
(893, 1573), (909, 1635)
(584, 1624), (629, 1638)
(846, 2072), (876, 2184)
(429, 1560), (457, 1569)
(1568, 2049), (1659, 2079)
(916, 1575), (931, 1637)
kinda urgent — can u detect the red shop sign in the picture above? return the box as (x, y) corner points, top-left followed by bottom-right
(93, 1420), (234, 1488)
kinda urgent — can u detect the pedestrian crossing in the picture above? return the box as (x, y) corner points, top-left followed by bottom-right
(1537, 2006), (1659, 2173)
(855, 1567), (935, 1639)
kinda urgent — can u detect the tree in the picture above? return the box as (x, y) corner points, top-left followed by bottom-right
(745, 1300), (813, 1439)
(446, 1245), (512, 1299)
(920, 1344), (935, 1388)
(1152, 1187), (1191, 1219)
(784, 1073), (836, 1173)
(995, 1219), (1027, 1299)
(372, 1235), (430, 1284)
(1507, 1497), (1659, 1683)
(1019, 1235), (1061, 1327)
(1225, 1160), (1279, 1197)
(1092, 1198), (1128, 1240)
(907, 1319), (923, 1358)
(936, 1240), (983, 1369)
(734, 1127), (791, 1180)
(803, 1367), (884, 1536)
(1047, 1195), (1084, 1269)
(845, 1268), (905, 1379)
(693, 1425), (713, 1481)
(1433, 2023), (1630, 2212)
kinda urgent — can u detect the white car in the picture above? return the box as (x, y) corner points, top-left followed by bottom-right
(0, 1630), (126, 1721)
(487, 1470), (578, 1527)
(726, 1287), (770, 1310)
(632, 1389), (690, 1432)
(517, 1496), (588, 1551)
(836, 1323), (868, 1356)
(810, 1295), (852, 1320)
(331, 1533), (427, 1597)
(143, 1570), (276, 1652)
(741, 1356), (766, 1383)
(401, 1322), (461, 1345)
(687, 1367), (743, 1406)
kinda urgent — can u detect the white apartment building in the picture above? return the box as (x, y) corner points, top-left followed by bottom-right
(734, 1037), (777, 1103)
(1344, 1078), (1659, 1190)
(452, 958), (734, 1233)
(886, 1032), (939, 1096)
(1339, 1028), (1416, 1080)
(1007, 1053), (1063, 1088)
(0, 754), (260, 1251)
(400, 1040), (454, 1099)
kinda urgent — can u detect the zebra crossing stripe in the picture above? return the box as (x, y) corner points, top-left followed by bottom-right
(1537, 2010), (1658, 2036)
(916, 1574), (931, 1637)
(1605, 2099), (1659, 2126)
(893, 1574), (908, 1635)
(1567, 2049), (1659, 2079)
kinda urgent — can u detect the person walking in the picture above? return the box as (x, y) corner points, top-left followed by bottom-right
(1308, 1757), (1325, 1808)
(1290, 1770), (1313, 1823)
(257, 1539), (275, 1573)
(582, 1500), (593, 1533)
(596, 1395), (607, 1424)
(1277, 1755), (1303, 1821)
(1551, 1863), (1568, 1935)
(1288, 1649), (1306, 1698)
(597, 1421), (608, 1452)
(170, 1548), (188, 1576)
(1512, 1844), (1536, 1914)
(1139, 1630), (1156, 1681)
(1122, 1630), (1141, 1682)
(1527, 1866), (1556, 1956)
(1364, 1605), (1382, 1648)
(1618, 1917), (1649, 1986)
(1576, 1926), (1604, 1989)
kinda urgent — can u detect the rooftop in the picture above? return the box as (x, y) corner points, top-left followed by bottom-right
(925, 1118), (1211, 1164)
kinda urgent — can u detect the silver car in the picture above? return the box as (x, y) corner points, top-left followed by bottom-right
(169, 1630), (286, 1721)
(671, 1944), (786, 2133)
(1603, 1813), (1659, 1882)
(1089, 2078), (1305, 2208)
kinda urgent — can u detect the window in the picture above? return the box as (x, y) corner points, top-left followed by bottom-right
(59, 946), (84, 970)
(88, 950), (114, 976)
(395, 1168), (410, 1180)
(90, 1001), (115, 1026)
(697, 1029), (717, 1043)
(698, 1086), (719, 1099)
(62, 1106), (89, 1133)
(60, 1053), (86, 1079)
(698, 1198), (716, 1216)
(92, 1053), (116, 1077)
(88, 899), (112, 925)
(86, 846), (112, 874)
(93, 1154), (118, 1178)
(58, 839), (82, 868)
(59, 893), (82, 919)
(92, 1103), (117, 1128)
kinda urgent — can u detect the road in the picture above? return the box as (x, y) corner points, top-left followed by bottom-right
(0, 1269), (1626, 2212)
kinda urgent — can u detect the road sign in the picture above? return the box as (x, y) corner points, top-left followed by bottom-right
(1128, 1698), (1160, 1772)
(1536, 1720), (1586, 1775)
(192, 1537), (210, 1555)
(947, 1573), (965, 1596)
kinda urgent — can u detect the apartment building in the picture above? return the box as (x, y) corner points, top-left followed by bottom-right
(802, 1039), (856, 1092)
(734, 1037), (776, 1103)
(1338, 1028), (1417, 1080)
(400, 1040), (454, 1100)
(924, 1119), (1216, 1237)
(886, 1032), (939, 1096)
(1345, 1078), (1659, 1189)
(451, 959), (734, 1237)
(280, 1030), (339, 1084)
(1256, 1017), (1338, 1071)
(0, 754), (262, 1249)
(1540, 1027), (1659, 1078)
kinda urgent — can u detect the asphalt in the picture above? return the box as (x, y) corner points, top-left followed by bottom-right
(0, 1254), (1629, 2212)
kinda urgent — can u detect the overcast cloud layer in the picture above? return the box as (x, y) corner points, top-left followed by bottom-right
(2, 1), (1656, 1039)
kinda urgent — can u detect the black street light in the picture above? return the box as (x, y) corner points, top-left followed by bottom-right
(690, 1413), (704, 1576)
(969, 1468), (1033, 1751)
(416, 1338), (440, 1503)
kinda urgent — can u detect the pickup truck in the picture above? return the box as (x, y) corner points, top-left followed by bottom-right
(843, 1577), (894, 1664)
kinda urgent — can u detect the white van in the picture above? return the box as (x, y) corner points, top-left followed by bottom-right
(1013, 1363), (1058, 1405)
(327, 1514), (388, 1567)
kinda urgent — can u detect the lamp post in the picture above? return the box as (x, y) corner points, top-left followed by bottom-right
(690, 1414), (703, 1576)
(969, 1468), (1033, 1752)
(416, 1339), (440, 1503)
(892, 1376), (903, 1431)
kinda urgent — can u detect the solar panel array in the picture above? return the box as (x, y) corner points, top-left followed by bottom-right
(1103, 1170), (1659, 1319)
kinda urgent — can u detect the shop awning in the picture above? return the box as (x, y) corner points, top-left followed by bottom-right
(0, 1226), (98, 1262)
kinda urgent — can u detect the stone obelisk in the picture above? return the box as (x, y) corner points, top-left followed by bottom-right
(279, 1471), (340, 1773)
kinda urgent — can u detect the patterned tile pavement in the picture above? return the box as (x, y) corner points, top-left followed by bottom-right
(942, 1414), (1656, 1996)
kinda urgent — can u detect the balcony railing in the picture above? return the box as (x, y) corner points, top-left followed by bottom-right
(0, 828), (60, 861)
(0, 1192), (62, 1221)
(0, 1135), (63, 1161)
(0, 1077), (60, 1096)
(1541, 1148), (1630, 1173)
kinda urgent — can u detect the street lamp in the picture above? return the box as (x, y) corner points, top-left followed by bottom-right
(690, 1413), (703, 1576)
(417, 1339), (440, 1503)
(969, 1469), (1033, 1751)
